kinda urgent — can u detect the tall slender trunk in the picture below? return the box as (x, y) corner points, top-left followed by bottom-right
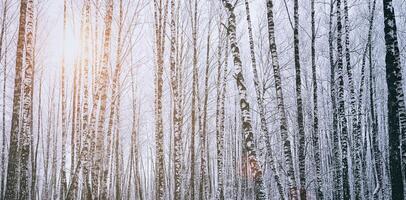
(114, 82), (122, 200)
(44, 84), (56, 200)
(292, 0), (306, 197)
(66, 55), (82, 199)
(266, 0), (298, 198)
(367, 2), (382, 196)
(199, 15), (211, 200)
(336, 0), (350, 197)
(189, 0), (198, 198)
(0, 1), (8, 198)
(215, 44), (223, 198)
(222, 1), (266, 199)
(70, 57), (78, 184)
(383, 0), (406, 197)
(77, 1), (93, 198)
(310, 0), (323, 198)
(51, 92), (60, 199)
(59, 1), (68, 198)
(130, 63), (142, 200)
(355, 0), (378, 198)
(19, 0), (34, 198)
(175, 2), (185, 198)
(169, 0), (182, 198)
(5, 0), (28, 198)
(329, 0), (341, 198)
(361, 123), (371, 199)
(153, 0), (168, 198)
(89, 0), (114, 197)
(101, 0), (123, 198)
(243, 0), (284, 198)
(361, 2), (382, 198)
(216, 25), (227, 200)
(342, 0), (361, 197)
(30, 16), (39, 200)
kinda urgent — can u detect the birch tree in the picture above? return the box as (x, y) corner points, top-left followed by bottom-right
(189, 0), (198, 198)
(71, 1), (92, 198)
(328, 0), (343, 198)
(243, 0), (284, 198)
(336, 0), (351, 197)
(199, 12), (212, 200)
(169, 0), (183, 198)
(90, 0), (114, 196)
(153, 0), (168, 198)
(341, 0), (363, 197)
(266, 0), (298, 198)
(221, 0), (266, 199)
(215, 36), (224, 200)
(5, 0), (28, 198)
(216, 19), (227, 200)
(0, 0), (8, 198)
(19, 0), (35, 198)
(383, 0), (406, 197)
(362, 1), (382, 198)
(291, 0), (306, 197)
(59, 0), (68, 197)
(310, 0), (323, 198)
(102, 0), (124, 198)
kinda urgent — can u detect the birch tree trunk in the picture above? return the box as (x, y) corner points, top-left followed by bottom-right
(153, 0), (168, 198)
(19, 0), (35, 199)
(0, 0), (8, 198)
(356, 0), (378, 198)
(5, 0), (27, 198)
(199, 15), (211, 200)
(292, 0), (306, 197)
(310, 0), (323, 198)
(243, 0), (284, 198)
(77, 1), (93, 198)
(361, 2), (382, 198)
(33, 70), (42, 200)
(189, 0), (198, 198)
(266, 0), (298, 198)
(114, 82), (122, 200)
(383, 0), (406, 197)
(90, 0), (114, 197)
(216, 24), (227, 200)
(336, 0), (351, 197)
(59, 0), (68, 198)
(102, 0), (123, 197)
(222, 1), (266, 199)
(130, 62), (143, 200)
(30, 13), (39, 200)
(328, 0), (342, 198)
(70, 55), (79, 184)
(169, 0), (182, 198)
(367, 2), (383, 197)
(51, 85), (60, 199)
(342, 0), (362, 197)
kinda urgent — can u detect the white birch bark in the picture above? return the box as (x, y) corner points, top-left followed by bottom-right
(5, 0), (27, 197)
(383, 0), (406, 197)
(222, 1), (266, 199)
(243, 0), (284, 198)
(266, 0), (298, 198)
(19, 0), (34, 199)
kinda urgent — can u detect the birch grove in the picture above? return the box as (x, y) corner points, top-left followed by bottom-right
(0, 0), (406, 199)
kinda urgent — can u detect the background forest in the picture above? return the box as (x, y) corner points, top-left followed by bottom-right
(0, 0), (405, 199)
